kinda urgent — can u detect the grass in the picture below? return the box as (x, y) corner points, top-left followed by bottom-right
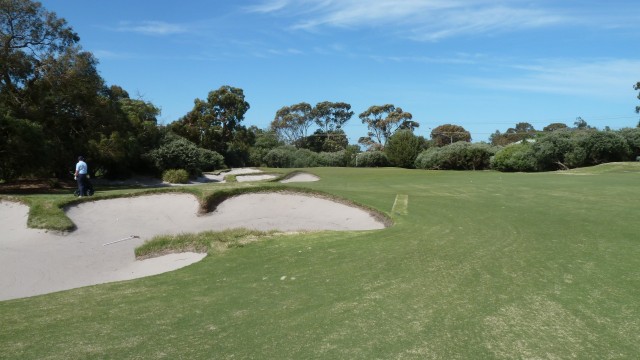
(1, 165), (639, 359)
(134, 228), (274, 259)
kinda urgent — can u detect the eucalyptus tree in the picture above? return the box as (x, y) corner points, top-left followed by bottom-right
(309, 101), (353, 152)
(170, 85), (250, 159)
(358, 104), (418, 150)
(430, 124), (471, 147)
(312, 101), (353, 133)
(270, 102), (313, 146)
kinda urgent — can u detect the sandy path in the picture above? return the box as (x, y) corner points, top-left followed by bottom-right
(0, 192), (384, 300)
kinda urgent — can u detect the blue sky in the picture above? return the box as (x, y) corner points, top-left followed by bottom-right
(42, 0), (640, 143)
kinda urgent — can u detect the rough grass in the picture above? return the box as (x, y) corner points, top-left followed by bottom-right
(1, 164), (639, 359)
(135, 228), (274, 259)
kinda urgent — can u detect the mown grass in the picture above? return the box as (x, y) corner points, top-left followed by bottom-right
(1, 165), (639, 359)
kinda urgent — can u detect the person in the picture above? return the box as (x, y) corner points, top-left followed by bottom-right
(75, 156), (88, 197)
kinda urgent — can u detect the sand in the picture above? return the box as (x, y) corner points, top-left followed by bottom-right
(280, 173), (320, 183)
(0, 191), (385, 301)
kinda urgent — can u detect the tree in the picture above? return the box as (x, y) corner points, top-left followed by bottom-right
(385, 129), (422, 168)
(489, 122), (537, 145)
(170, 85), (250, 158)
(305, 129), (348, 152)
(0, 109), (47, 180)
(247, 127), (282, 166)
(1, 0), (94, 177)
(0, 0), (169, 179)
(311, 101), (353, 152)
(543, 123), (568, 132)
(78, 85), (164, 178)
(573, 117), (594, 130)
(312, 101), (353, 133)
(1, 0), (79, 108)
(270, 102), (313, 146)
(430, 124), (471, 147)
(358, 104), (418, 150)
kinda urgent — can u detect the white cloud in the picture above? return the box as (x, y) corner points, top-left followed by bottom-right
(115, 21), (188, 35)
(247, 0), (571, 40)
(466, 59), (640, 99)
(244, 0), (291, 13)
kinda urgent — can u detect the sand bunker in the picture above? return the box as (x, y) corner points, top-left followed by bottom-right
(0, 192), (385, 301)
(280, 173), (320, 183)
(236, 174), (277, 182)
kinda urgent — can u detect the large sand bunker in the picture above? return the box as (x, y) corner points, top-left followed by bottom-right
(0, 192), (385, 301)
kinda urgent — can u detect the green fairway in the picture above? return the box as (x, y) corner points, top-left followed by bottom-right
(1, 165), (639, 359)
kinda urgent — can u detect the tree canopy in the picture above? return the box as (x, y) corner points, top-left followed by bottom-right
(169, 85), (250, 163)
(358, 104), (418, 150)
(270, 102), (313, 145)
(490, 122), (537, 146)
(430, 124), (471, 147)
(1, 0), (79, 107)
(543, 123), (568, 132)
(312, 101), (353, 133)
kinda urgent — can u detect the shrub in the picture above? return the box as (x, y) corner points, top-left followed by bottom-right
(617, 128), (640, 158)
(292, 148), (321, 167)
(570, 130), (630, 166)
(162, 169), (189, 184)
(415, 142), (497, 170)
(264, 147), (296, 167)
(385, 130), (422, 168)
(529, 130), (576, 170)
(355, 151), (390, 167)
(263, 146), (327, 168)
(491, 143), (537, 172)
(146, 135), (224, 176)
(318, 150), (346, 167)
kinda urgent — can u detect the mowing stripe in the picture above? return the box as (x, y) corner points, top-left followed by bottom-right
(392, 194), (409, 215)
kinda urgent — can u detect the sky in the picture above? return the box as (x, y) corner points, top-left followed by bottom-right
(41, 0), (640, 143)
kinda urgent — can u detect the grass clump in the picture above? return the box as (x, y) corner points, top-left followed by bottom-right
(162, 169), (190, 184)
(135, 228), (271, 258)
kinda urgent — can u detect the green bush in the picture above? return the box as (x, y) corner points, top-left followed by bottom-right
(619, 127), (640, 157)
(578, 131), (631, 166)
(263, 146), (326, 168)
(146, 135), (224, 175)
(355, 151), (390, 167)
(162, 169), (189, 184)
(491, 143), (537, 172)
(415, 142), (497, 170)
(264, 147), (296, 167)
(385, 130), (422, 168)
(318, 150), (347, 166)
(292, 148), (321, 167)
(529, 131), (576, 170)
(513, 129), (637, 171)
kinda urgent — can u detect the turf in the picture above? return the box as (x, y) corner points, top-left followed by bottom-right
(1, 165), (639, 359)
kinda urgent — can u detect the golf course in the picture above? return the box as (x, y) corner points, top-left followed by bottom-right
(1, 165), (639, 359)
